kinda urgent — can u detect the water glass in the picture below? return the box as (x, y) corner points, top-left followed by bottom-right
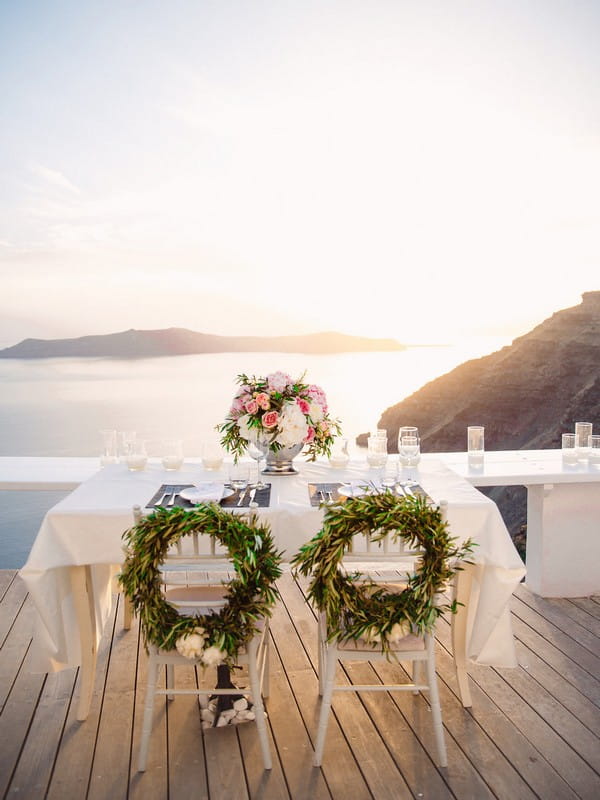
(229, 463), (250, 492)
(329, 437), (350, 468)
(588, 434), (600, 467)
(201, 441), (225, 470)
(399, 435), (420, 466)
(367, 434), (388, 467)
(126, 438), (148, 471)
(118, 430), (137, 462)
(575, 422), (593, 459)
(381, 457), (398, 489)
(561, 433), (578, 464)
(161, 438), (184, 471)
(99, 429), (117, 466)
(467, 426), (485, 464)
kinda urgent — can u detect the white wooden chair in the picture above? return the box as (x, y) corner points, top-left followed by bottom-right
(309, 498), (451, 768)
(128, 505), (274, 772)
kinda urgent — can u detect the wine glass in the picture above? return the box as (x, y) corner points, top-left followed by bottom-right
(247, 441), (266, 489)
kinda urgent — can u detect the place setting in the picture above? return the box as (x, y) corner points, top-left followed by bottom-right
(146, 478), (272, 510)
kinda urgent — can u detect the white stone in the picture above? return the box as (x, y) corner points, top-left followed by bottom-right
(233, 698), (248, 711)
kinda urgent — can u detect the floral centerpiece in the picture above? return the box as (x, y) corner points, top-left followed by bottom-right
(217, 371), (341, 464)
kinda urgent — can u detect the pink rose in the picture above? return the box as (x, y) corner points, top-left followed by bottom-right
(255, 392), (270, 410)
(245, 399), (259, 415)
(304, 426), (316, 443)
(296, 397), (310, 415)
(262, 410), (279, 428)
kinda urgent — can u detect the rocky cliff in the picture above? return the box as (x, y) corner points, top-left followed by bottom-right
(359, 292), (600, 537)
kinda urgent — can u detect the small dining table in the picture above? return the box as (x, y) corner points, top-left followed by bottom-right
(19, 457), (526, 720)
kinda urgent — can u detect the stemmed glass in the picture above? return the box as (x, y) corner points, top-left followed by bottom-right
(247, 441), (266, 490)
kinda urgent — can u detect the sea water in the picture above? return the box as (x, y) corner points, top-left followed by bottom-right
(0, 339), (508, 567)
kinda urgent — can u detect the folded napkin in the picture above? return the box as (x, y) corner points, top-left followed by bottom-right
(179, 483), (226, 504)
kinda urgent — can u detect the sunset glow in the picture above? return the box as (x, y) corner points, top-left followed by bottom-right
(1, 0), (599, 347)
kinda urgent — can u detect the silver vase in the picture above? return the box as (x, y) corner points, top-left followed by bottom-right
(259, 442), (304, 475)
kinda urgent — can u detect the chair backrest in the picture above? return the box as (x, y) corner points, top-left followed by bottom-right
(132, 504), (234, 614)
(340, 498), (448, 582)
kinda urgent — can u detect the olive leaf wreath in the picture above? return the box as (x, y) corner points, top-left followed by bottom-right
(119, 505), (283, 661)
(291, 492), (475, 651)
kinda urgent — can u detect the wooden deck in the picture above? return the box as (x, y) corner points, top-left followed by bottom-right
(1, 568), (599, 800)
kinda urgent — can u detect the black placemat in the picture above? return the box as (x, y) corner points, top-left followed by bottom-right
(221, 484), (271, 509)
(146, 483), (272, 510)
(308, 482), (430, 507)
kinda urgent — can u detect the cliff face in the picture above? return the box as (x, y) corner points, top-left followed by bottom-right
(361, 292), (600, 535)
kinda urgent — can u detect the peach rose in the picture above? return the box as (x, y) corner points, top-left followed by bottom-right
(255, 392), (270, 410)
(244, 399), (259, 415)
(262, 410), (279, 428)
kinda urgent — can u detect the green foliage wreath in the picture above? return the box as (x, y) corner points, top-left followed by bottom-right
(119, 505), (283, 662)
(291, 492), (474, 651)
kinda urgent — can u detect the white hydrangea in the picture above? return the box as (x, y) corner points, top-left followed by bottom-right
(388, 621), (411, 643)
(201, 645), (228, 667)
(308, 401), (324, 423)
(276, 401), (309, 447)
(236, 413), (254, 442)
(175, 626), (208, 660)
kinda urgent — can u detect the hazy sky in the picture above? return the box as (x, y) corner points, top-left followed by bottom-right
(1, 0), (599, 347)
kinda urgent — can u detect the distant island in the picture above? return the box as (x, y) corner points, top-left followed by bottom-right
(0, 327), (406, 359)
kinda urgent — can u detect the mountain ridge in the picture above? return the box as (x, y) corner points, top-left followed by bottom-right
(0, 327), (405, 358)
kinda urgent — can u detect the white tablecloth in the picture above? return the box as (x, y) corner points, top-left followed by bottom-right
(19, 458), (526, 673)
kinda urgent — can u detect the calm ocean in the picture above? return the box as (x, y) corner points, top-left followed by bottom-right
(0, 339), (508, 567)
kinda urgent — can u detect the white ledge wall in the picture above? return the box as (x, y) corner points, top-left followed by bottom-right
(1, 451), (599, 598)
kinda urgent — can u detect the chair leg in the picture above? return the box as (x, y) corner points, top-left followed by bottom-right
(166, 664), (175, 701)
(261, 631), (270, 699)
(138, 653), (159, 772)
(247, 638), (272, 770)
(313, 648), (337, 767)
(123, 595), (133, 630)
(452, 567), (473, 707)
(318, 614), (326, 696)
(412, 659), (422, 694)
(425, 635), (447, 768)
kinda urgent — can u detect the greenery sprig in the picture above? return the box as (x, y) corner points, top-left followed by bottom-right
(119, 505), (283, 662)
(291, 492), (474, 652)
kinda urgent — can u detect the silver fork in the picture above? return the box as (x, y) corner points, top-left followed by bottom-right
(167, 488), (178, 506)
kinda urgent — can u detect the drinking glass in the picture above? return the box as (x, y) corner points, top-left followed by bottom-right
(397, 426), (418, 458)
(399, 435), (419, 466)
(126, 438), (148, 471)
(99, 429), (117, 466)
(329, 437), (350, 468)
(561, 433), (578, 464)
(247, 441), (266, 489)
(161, 438), (184, 471)
(575, 422), (593, 459)
(201, 441), (225, 470)
(367, 434), (388, 467)
(381, 457), (398, 489)
(229, 463), (250, 493)
(467, 426), (485, 464)
(118, 430), (137, 462)
(588, 434), (600, 467)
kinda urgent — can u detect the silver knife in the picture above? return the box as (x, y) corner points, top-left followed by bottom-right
(237, 486), (248, 506)
(249, 488), (258, 507)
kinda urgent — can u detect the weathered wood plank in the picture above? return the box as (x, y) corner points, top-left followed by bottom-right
(569, 596), (600, 621)
(514, 587), (600, 657)
(0, 573), (28, 646)
(46, 597), (119, 800)
(1, 573), (599, 800)
(0, 569), (16, 601)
